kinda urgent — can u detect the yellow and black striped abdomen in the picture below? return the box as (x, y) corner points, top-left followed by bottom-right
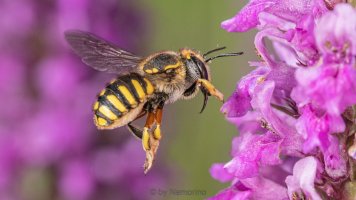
(93, 73), (154, 129)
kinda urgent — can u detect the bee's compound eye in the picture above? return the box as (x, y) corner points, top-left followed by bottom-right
(165, 69), (173, 74)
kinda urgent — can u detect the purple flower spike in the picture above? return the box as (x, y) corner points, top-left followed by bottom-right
(212, 2), (356, 199)
(59, 160), (95, 200)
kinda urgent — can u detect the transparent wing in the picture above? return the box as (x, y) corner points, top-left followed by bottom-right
(64, 30), (143, 74)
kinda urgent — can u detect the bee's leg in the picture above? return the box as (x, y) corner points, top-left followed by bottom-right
(127, 110), (147, 139)
(127, 123), (143, 139)
(143, 99), (168, 173)
(197, 79), (224, 102)
(153, 102), (164, 140)
(142, 111), (155, 151)
(143, 96), (168, 173)
(143, 110), (160, 173)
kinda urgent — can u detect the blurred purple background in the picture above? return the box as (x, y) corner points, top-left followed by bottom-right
(0, 0), (169, 199)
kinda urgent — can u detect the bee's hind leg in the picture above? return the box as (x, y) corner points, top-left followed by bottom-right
(127, 123), (143, 139)
(125, 108), (158, 174)
(126, 110), (147, 139)
(140, 111), (157, 173)
(143, 101), (166, 174)
(142, 111), (155, 152)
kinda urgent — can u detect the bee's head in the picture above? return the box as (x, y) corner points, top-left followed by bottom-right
(180, 49), (210, 81)
(180, 47), (243, 113)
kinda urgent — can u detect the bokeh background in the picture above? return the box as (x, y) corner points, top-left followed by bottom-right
(0, 0), (255, 199)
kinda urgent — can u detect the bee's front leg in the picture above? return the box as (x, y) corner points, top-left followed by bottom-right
(197, 79), (224, 102)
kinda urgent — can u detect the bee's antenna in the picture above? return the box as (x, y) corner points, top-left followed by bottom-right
(203, 46), (226, 57)
(205, 52), (243, 63)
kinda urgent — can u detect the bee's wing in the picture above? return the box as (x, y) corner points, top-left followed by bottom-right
(64, 30), (143, 74)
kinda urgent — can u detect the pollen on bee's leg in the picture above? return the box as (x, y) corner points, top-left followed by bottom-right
(153, 125), (161, 140)
(142, 112), (155, 151)
(153, 106), (163, 140)
(142, 127), (150, 151)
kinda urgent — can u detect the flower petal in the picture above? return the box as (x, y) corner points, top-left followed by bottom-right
(221, 0), (275, 32)
(315, 4), (356, 59)
(210, 163), (234, 183)
(323, 135), (347, 179)
(285, 156), (322, 200)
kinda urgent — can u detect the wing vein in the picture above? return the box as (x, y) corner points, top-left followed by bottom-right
(64, 30), (143, 74)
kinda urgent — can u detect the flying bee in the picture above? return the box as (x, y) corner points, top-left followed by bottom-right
(64, 30), (243, 173)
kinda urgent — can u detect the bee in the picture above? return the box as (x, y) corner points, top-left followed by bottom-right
(64, 30), (242, 173)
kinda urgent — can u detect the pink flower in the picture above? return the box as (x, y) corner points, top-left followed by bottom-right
(211, 2), (356, 199)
